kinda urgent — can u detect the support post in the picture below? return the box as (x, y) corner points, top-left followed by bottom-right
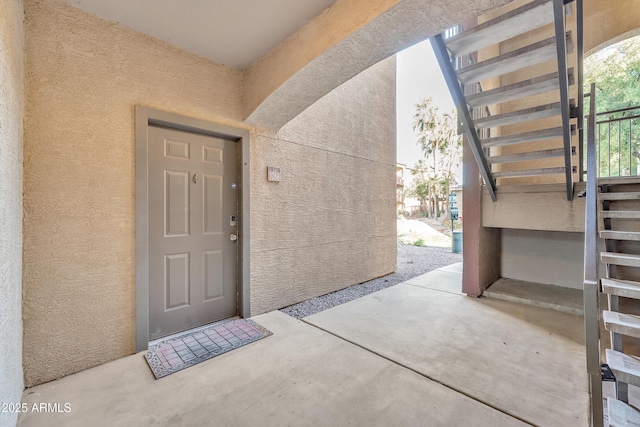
(584, 83), (603, 427)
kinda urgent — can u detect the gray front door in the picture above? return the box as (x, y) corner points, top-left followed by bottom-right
(148, 125), (238, 340)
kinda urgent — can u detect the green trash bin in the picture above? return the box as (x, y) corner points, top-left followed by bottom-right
(452, 231), (463, 254)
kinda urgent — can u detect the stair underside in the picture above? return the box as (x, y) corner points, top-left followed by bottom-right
(466, 69), (574, 108)
(446, 0), (555, 56)
(600, 177), (640, 186)
(602, 278), (640, 299)
(492, 167), (565, 179)
(488, 147), (567, 164)
(475, 101), (565, 129)
(606, 349), (640, 388)
(604, 311), (640, 339)
(457, 33), (572, 85)
(599, 192), (640, 201)
(608, 398), (640, 427)
(482, 125), (575, 148)
(600, 211), (640, 219)
(602, 252), (640, 268)
(601, 231), (640, 242)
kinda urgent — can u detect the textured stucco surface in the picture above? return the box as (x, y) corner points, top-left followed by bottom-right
(584, 0), (640, 56)
(23, 0), (244, 387)
(0, 0), (24, 425)
(250, 57), (397, 314)
(244, 0), (512, 128)
(23, 0), (398, 386)
(501, 229), (584, 290)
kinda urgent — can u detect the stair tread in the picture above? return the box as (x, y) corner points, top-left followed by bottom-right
(467, 69), (574, 108)
(602, 252), (640, 268)
(488, 148), (566, 164)
(482, 126), (572, 148)
(602, 278), (640, 299)
(607, 398), (640, 427)
(606, 349), (640, 387)
(493, 167), (565, 179)
(603, 311), (640, 338)
(600, 177), (640, 186)
(600, 231), (640, 241)
(445, 0), (554, 56)
(475, 102), (563, 129)
(599, 192), (640, 201)
(457, 33), (572, 84)
(600, 211), (640, 219)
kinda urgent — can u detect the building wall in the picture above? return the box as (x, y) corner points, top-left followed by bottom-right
(0, 0), (24, 425)
(501, 229), (585, 290)
(23, 0), (396, 387)
(585, 0), (640, 56)
(250, 57), (397, 313)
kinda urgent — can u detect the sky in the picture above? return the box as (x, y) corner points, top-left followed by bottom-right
(396, 39), (455, 169)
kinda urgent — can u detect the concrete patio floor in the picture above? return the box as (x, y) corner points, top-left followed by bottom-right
(18, 263), (587, 427)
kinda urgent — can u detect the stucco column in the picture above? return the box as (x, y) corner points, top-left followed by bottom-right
(462, 137), (501, 296)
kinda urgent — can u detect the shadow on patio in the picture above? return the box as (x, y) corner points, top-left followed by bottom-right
(18, 264), (587, 427)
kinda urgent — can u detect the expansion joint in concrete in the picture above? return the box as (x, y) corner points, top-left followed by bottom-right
(300, 318), (535, 427)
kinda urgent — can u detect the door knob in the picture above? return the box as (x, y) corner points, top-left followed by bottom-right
(230, 234), (238, 242)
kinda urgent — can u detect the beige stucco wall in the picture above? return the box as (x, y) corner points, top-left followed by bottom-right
(250, 57), (397, 313)
(501, 229), (585, 290)
(243, 0), (401, 119)
(245, 0), (512, 129)
(23, 0), (396, 387)
(0, 0), (24, 425)
(23, 0), (243, 387)
(584, 0), (640, 56)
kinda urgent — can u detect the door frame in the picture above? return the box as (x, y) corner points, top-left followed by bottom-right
(135, 105), (251, 352)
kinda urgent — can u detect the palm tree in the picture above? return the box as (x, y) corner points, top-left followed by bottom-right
(412, 98), (461, 218)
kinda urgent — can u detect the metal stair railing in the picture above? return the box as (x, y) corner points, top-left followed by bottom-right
(553, 0), (575, 200)
(589, 106), (640, 179)
(431, 34), (498, 202)
(583, 82), (604, 427)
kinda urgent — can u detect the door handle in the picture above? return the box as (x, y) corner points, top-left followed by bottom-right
(230, 234), (238, 242)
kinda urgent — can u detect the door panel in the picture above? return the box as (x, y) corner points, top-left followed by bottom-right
(165, 253), (190, 310)
(203, 250), (224, 301)
(148, 126), (238, 340)
(165, 170), (190, 236)
(203, 174), (223, 235)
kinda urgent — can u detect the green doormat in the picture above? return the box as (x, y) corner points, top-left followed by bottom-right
(145, 318), (272, 379)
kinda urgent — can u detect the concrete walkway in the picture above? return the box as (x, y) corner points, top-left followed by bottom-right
(18, 263), (587, 426)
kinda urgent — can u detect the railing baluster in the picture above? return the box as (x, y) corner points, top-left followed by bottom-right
(586, 106), (640, 178)
(598, 123), (601, 177)
(629, 119), (632, 176)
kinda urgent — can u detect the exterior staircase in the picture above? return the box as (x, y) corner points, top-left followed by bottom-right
(583, 85), (640, 427)
(432, 0), (582, 201)
(598, 178), (640, 426)
(433, 1), (640, 424)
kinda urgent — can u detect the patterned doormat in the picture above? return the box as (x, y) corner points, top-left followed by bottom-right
(145, 318), (272, 379)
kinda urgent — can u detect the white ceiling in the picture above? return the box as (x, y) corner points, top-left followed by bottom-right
(62, 0), (338, 69)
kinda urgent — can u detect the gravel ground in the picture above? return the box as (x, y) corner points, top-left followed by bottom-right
(279, 244), (462, 319)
